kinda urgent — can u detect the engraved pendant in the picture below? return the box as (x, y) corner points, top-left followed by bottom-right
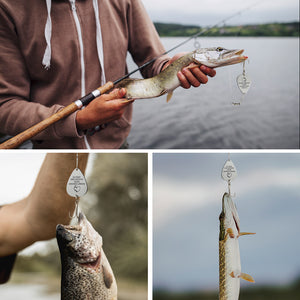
(236, 74), (251, 94)
(66, 168), (88, 198)
(221, 159), (237, 182)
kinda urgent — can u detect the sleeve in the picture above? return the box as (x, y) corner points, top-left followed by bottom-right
(126, 0), (170, 78)
(0, 5), (81, 141)
(0, 253), (16, 284)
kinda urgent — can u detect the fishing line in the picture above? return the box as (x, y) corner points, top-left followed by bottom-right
(118, 0), (267, 83)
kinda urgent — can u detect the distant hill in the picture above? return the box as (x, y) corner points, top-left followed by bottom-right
(154, 22), (299, 37)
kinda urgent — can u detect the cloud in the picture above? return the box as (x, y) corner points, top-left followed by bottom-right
(142, 0), (299, 25)
(154, 167), (300, 229)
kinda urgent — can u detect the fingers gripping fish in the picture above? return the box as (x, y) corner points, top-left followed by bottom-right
(219, 193), (255, 300)
(117, 47), (248, 102)
(56, 213), (117, 300)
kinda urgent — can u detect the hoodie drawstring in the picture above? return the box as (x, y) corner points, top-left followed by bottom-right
(42, 0), (52, 69)
(42, 0), (106, 86)
(92, 0), (106, 86)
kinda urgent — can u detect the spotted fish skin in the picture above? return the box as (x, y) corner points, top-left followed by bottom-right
(56, 213), (117, 300)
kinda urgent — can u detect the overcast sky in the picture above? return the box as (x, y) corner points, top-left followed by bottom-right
(142, 0), (299, 26)
(153, 152), (300, 230)
(0, 153), (95, 205)
(153, 153), (300, 291)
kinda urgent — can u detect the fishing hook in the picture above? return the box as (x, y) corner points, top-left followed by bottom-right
(69, 196), (80, 220)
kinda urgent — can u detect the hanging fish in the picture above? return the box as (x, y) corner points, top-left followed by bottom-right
(56, 212), (117, 300)
(219, 193), (255, 300)
(117, 47), (248, 102)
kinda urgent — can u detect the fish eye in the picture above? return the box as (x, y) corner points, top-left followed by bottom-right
(217, 47), (224, 52)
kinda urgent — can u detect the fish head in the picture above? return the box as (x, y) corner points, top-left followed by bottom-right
(56, 212), (103, 265)
(220, 193), (240, 237)
(193, 47), (248, 68)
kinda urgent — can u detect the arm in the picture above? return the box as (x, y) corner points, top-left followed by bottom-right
(127, 0), (170, 78)
(126, 1), (216, 87)
(0, 153), (88, 256)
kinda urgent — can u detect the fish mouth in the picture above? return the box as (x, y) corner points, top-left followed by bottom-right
(59, 224), (82, 234)
(56, 224), (76, 244)
(223, 49), (248, 66)
(57, 212), (85, 233)
(234, 49), (244, 56)
(235, 49), (248, 61)
(79, 254), (101, 269)
(222, 49), (247, 60)
(224, 49), (244, 56)
(56, 213), (86, 243)
(222, 193), (240, 233)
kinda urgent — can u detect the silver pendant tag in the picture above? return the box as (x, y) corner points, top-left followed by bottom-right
(236, 74), (251, 94)
(221, 159), (237, 182)
(66, 168), (88, 198)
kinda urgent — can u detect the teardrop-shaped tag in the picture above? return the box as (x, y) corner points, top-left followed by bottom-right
(66, 168), (88, 197)
(236, 74), (251, 94)
(221, 159), (237, 182)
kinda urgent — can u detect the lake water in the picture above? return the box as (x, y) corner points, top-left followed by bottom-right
(0, 283), (59, 300)
(127, 37), (299, 149)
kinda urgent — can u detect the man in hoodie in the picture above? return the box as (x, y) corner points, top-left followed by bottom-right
(0, 0), (215, 149)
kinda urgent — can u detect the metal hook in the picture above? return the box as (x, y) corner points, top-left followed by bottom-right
(69, 196), (80, 220)
(242, 60), (246, 76)
(227, 181), (236, 198)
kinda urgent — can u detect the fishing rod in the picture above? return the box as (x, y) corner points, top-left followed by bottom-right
(0, 1), (263, 149)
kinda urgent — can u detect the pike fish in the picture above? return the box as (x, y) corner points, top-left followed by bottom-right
(219, 193), (255, 300)
(56, 212), (117, 300)
(118, 47), (248, 101)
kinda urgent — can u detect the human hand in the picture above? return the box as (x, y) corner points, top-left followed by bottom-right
(163, 53), (216, 89)
(76, 88), (133, 131)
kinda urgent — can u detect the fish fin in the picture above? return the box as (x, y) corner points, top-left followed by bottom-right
(239, 232), (256, 237)
(122, 98), (135, 103)
(229, 271), (239, 278)
(240, 272), (255, 283)
(226, 228), (235, 238)
(166, 91), (173, 102)
(103, 265), (113, 289)
(229, 271), (255, 283)
(186, 62), (200, 69)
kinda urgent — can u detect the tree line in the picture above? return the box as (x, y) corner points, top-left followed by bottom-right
(154, 22), (299, 37)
